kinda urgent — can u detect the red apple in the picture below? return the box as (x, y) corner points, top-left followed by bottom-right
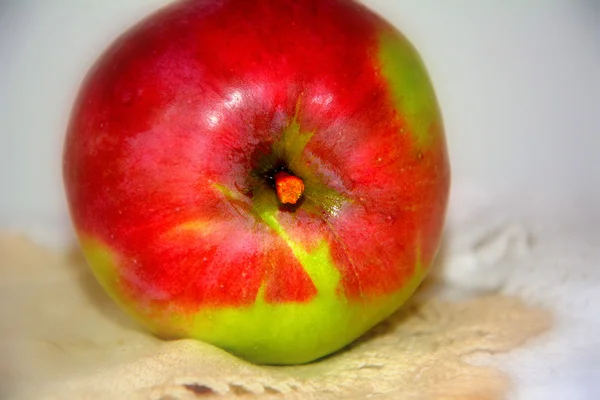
(63, 0), (450, 365)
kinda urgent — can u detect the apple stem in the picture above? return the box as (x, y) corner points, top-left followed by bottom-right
(274, 171), (305, 204)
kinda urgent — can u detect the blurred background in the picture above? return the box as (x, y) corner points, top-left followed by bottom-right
(1, 0), (599, 398)
(0, 0), (598, 243)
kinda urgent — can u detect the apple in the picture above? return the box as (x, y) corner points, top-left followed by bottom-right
(63, 0), (450, 365)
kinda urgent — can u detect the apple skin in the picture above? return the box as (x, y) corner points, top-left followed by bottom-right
(63, 0), (450, 365)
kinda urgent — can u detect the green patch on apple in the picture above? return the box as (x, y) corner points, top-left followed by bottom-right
(378, 31), (443, 149)
(79, 230), (427, 364)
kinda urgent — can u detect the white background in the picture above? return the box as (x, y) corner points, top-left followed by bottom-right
(1, 1), (599, 399)
(1, 0), (598, 236)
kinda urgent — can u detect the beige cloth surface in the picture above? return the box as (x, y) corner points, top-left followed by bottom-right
(0, 234), (551, 400)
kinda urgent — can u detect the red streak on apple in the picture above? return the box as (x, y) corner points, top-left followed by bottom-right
(274, 171), (305, 204)
(63, 0), (450, 363)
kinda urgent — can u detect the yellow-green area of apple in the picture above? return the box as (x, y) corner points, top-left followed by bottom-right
(378, 30), (444, 149)
(78, 198), (426, 364)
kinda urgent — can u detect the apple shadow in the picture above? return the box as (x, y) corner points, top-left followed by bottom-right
(412, 233), (452, 301)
